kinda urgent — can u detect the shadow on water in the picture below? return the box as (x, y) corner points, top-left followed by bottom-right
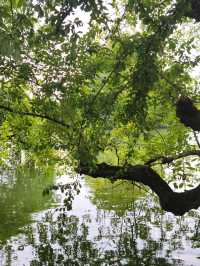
(1, 169), (200, 265)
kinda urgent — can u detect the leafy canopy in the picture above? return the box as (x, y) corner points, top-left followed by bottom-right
(0, 0), (199, 175)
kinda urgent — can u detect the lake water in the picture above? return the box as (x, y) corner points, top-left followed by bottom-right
(1, 167), (200, 265)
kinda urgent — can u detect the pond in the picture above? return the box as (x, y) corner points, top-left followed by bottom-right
(1, 167), (200, 266)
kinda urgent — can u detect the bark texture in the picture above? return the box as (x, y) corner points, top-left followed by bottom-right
(176, 96), (200, 131)
(80, 163), (200, 216)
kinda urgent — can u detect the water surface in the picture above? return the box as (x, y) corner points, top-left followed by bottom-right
(1, 168), (200, 265)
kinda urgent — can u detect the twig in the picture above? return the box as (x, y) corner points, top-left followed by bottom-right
(193, 131), (200, 149)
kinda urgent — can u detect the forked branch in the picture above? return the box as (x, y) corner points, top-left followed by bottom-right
(79, 97), (200, 216)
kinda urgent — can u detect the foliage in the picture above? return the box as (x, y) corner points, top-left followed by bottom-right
(0, 0), (199, 182)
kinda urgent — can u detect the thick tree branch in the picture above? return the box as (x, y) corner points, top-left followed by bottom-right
(78, 96), (200, 216)
(176, 96), (200, 131)
(0, 105), (69, 128)
(79, 162), (200, 216)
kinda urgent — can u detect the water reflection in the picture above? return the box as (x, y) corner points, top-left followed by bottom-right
(0, 167), (55, 242)
(1, 170), (200, 265)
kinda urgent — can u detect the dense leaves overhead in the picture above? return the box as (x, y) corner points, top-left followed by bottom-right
(0, 0), (199, 176)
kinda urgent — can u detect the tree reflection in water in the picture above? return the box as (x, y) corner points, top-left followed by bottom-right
(20, 209), (182, 266)
(1, 177), (200, 265)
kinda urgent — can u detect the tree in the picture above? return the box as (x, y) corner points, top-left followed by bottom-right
(1, 0), (200, 215)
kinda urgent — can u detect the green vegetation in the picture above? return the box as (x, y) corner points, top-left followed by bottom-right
(0, 0), (200, 214)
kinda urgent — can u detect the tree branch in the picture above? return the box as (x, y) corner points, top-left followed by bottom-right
(145, 150), (200, 165)
(0, 104), (69, 128)
(79, 162), (200, 216)
(176, 96), (200, 131)
(193, 131), (200, 149)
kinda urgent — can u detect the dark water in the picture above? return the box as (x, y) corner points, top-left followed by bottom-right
(1, 167), (200, 266)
